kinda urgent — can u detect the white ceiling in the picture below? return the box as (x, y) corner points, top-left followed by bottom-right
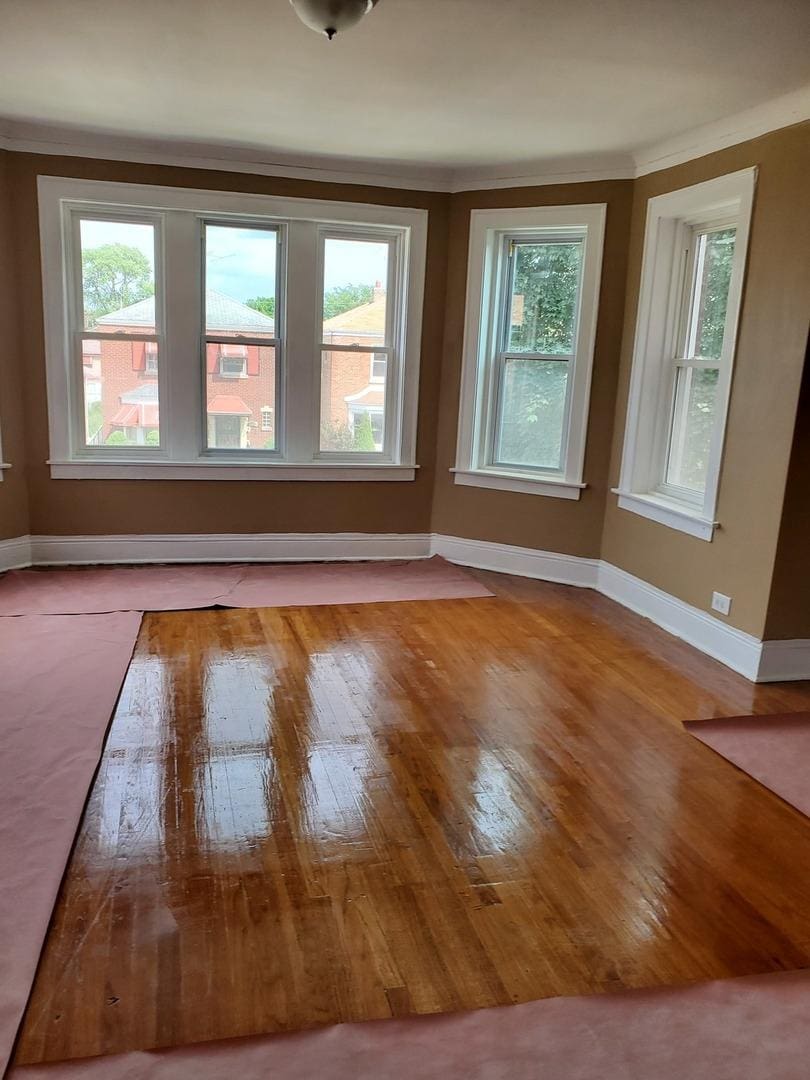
(1, 0), (808, 184)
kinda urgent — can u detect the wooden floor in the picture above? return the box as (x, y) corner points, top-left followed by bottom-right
(14, 570), (810, 1066)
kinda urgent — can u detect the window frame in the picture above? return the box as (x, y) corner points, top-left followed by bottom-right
(453, 203), (606, 500)
(38, 176), (427, 481)
(614, 168), (756, 541)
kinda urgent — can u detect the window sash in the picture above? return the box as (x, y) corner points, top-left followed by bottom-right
(316, 228), (401, 461)
(68, 209), (166, 455)
(651, 216), (738, 507)
(482, 230), (585, 477)
(201, 218), (283, 456)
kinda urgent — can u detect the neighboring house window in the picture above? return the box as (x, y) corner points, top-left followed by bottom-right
(144, 341), (158, 374)
(454, 204), (606, 499)
(370, 352), (386, 382)
(614, 168), (755, 541)
(218, 343), (248, 379)
(38, 178), (426, 480)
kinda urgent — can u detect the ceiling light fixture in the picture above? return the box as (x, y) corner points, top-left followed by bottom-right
(289, 0), (380, 40)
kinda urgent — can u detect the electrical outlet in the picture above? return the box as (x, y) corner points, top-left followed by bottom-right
(711, 591), (732, 616)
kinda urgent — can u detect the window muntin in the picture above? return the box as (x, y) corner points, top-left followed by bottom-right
(318, 232), (397, 457)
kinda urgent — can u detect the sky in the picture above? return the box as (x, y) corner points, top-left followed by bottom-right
(80, 219), (388, 303)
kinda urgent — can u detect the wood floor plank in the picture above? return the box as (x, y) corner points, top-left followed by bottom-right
(13, 570), (810, 1064)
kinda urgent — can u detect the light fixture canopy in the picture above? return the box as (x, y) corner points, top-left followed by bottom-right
(289, 0), (379, 40)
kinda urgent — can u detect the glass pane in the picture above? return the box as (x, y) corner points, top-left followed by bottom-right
(690, 228), (736, 360)
(322, 238), (388, 344)
(495, 359), (568, 469)
(665, 366), (719, 492)
(320, 349), (385, 452)
(80, 219), (156, 333)
(205, 343), (276, 450)
(508, 240), (582, 354)
(205, 225), (277, 337)
(82, 337), (160, 447)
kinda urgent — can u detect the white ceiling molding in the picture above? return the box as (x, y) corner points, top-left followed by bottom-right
(633, 84), (810, 177)
(0, 85), (808, 194)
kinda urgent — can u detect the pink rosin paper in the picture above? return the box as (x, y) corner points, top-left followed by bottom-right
(0, 612), (143, 1077)
(11, 969), (810, 1079)
(686, 712), (810, 818)
(0, 558), (493, 617)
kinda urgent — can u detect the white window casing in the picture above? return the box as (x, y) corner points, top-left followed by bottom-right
(614, 168), (756, 540)
(38, 177), (427, 481)
(453, 203), (607, 500)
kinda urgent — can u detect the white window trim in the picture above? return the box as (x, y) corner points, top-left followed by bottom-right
(38, 176), (426, 481)
(614, 168), (756, 540)
(454, 203), (606, 499)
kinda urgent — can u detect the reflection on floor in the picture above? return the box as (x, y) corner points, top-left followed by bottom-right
(14, 569), (810, 1066)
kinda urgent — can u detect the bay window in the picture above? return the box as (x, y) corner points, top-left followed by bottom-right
(38, 177), (426, 480)
(454, 204), (606, 499)
(614, 169), (755, 540)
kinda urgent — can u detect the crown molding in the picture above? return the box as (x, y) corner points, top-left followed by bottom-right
(0, 120), (455, 192)
(633, 84), (810, 177)
(1, 85), (808, 195)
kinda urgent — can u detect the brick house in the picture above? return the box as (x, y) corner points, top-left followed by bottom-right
(86, 286), (386, 451)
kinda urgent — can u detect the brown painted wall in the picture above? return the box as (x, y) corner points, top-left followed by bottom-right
(8, 153), (449, 537)
(601, 123), (810, 638)
(430, 180), (633, 557)
(764, 334), (810, 640)
(0, 151), (29, 539)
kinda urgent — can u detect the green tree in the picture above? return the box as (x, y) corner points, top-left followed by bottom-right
(246, 296), (275, 318)
(498, 241), (581, 465)
(323, 283), (373, 320)
(82, 243), (154, 327)
(352, 412), (376, 451)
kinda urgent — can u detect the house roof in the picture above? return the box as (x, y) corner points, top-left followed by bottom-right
(110, 403), (159, 427)
(207, 394), (252, 416)
(120, 381), (159, 404)
(322, 295), (386, 337)
(97, 290), (275, 334)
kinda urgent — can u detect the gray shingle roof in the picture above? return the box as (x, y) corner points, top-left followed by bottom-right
(96, 290), (275, 334)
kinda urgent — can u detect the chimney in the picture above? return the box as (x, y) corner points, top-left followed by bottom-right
(373, 279), (385, 302)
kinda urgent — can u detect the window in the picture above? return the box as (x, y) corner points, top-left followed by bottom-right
(38, 177), (426, 480)
(615, 169), (755, 540)
(319, 237), (393, 456)
(454, 204), (606, 499)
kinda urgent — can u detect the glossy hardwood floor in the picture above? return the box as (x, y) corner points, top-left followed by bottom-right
(14, 570), (810, 1065)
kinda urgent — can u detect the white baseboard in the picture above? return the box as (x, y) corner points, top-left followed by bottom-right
(596, 561), (763, 681)
(431, 534), (599, 588)
(756, 639), (810, 683)
(0, 534), (32, 571)
(432, 533), (766, 683)
(3, 529), (808, 684)
(29, 532), (433, 565)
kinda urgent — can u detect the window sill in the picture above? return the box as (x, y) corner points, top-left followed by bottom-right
(48, 460), (418, 482)
(451, 468), (585, 500)
(612, 489), (717, 541)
